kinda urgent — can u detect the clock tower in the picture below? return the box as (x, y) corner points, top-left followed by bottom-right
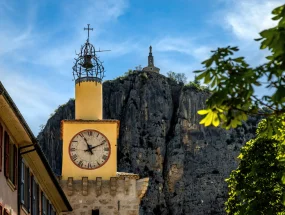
(59, 25), (149, 215)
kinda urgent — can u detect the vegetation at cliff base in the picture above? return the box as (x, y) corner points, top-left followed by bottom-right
(194, 4), (285, 138)
(225, 118), (285, 215)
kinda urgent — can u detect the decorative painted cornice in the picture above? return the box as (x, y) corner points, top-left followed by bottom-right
(61, 119), (120, 139)
(116, 172), (140, 180)
(75, 77), (102, 85)
(62, 119), (120, 123)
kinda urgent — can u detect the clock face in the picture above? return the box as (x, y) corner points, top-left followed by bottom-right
(69, 129), (111, 170)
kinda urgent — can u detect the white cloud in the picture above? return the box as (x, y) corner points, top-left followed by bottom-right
(0, 0), (15, 13)
(155, 37), (193, 55)
(97, 39), (142, 56)
(222, 0), (283, 40)
(0, 27), (35, 56)
(154, 36), (215, 62)
(64, 0), (129, 30)
(0, 67), (73, 134)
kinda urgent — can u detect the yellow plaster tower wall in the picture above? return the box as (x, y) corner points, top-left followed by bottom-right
(75, 78), (102, 120)
(61, 120), (119, 180)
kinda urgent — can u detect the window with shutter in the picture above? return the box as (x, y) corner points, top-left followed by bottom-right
(32, 177), (39, 215)
(47, 202), (50, 215)
(21, 160), (25, 204)
(4, 132), (9, 178)
(42, 193), (47, 215)
(25, 166), (30, 212)
(50, 206), (55, 215)
(3, 131), (18, 187)
(14, 145), (18, 189)
(0, 124), (3, 172)
(21, 162), (30, 211)
(8, 142), (14, 183)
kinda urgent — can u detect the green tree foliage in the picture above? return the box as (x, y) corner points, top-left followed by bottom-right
(193, 75), (200, 85)
(225, 117), (285, 214)
(135, 65), (142, 71)
(167, 71), (188, 84)
(124, 69), (134, 76)
(194, 4), (285, 137)
(185, 76), (210, 92)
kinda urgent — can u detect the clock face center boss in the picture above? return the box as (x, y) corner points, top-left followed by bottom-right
(69, 129), (111, 170)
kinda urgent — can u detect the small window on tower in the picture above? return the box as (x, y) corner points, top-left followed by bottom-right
(92, 210), (99, 215)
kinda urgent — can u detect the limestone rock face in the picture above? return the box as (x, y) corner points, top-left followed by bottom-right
(38, 71), (260, 215)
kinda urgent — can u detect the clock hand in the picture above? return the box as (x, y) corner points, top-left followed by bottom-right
(82, 136), (93, 155)
(90, 142), (106, 150)
(84, 142), (105, 152)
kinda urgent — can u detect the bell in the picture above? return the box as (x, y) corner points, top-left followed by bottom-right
(82, 55), (93, 69)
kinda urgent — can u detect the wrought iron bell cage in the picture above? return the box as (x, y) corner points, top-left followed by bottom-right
(72, 24), (109, 83)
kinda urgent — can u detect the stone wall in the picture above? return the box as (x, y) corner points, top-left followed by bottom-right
(59, 174), (149, 215)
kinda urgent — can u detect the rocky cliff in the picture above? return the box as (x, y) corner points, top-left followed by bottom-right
(38, 71), (260, 215)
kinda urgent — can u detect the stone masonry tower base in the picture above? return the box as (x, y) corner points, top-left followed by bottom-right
(60, 173), (149, 215)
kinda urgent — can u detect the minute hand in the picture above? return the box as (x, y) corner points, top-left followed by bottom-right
(85, 142), (105, 152)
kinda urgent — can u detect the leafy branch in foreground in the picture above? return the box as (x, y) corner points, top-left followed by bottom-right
(195, 4), (285, 137)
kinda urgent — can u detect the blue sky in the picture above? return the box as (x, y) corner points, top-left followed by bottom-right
(0, 0), (283, 134)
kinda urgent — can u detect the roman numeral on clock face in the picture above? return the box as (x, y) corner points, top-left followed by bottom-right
(78, 160), (83, 167)
(88, 163), (92, 169)
(71, 154), (78, 161)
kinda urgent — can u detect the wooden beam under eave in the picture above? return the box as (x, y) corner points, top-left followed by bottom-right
(0, 96), (32, 145)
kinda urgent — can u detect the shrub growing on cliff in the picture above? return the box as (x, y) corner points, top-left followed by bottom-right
(167, 71), (187, 84)
(195, 4), (285, 137)
(225, 118), (285, 214)
(185, 81), (210, 92)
